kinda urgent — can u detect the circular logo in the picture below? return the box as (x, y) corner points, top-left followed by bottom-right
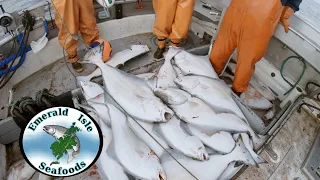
(20, 107), (103, 177)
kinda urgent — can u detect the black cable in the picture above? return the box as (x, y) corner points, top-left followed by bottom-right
(0, 26), (31, 89)
(0, 27), (28, 86)
(7, 35), (16, 58)
(46, 1), (55, 29)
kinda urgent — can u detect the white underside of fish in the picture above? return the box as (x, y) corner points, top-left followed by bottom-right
(127, 118), (169, 157)
(240, 85), (273, 110)
(160, 138), (256, 180)
(76, 45), (149, 85)
(107, 103), (166, 180)
(154, 87), (262, 150)
(153, 116), (209, 161)
(82, 43), (174, 123)
(174, 75), (246, 120)
(181, 122), (235, 154)
(90, 112), (129, 180)
(173, 50), (219, 79)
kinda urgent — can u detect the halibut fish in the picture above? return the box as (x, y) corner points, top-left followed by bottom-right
(78, 42), (174, 123)
(89, 112), (128, 180)
(174, 75), (247, 121)
(107, 103), (166, 180)
(153, 116), (209, 161)
(160, 138), (256, 180)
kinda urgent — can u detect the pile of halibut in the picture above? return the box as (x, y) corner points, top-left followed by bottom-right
(78, 44), (267, 180)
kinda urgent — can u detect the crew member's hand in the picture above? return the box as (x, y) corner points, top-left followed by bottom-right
(280, 6), (294, 33)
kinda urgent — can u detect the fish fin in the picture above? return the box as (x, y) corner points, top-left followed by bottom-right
(67, 149), (75, 163)
(230, 137), (257, 167)
(209, 131), (235, 154)
(106, 139), (119, 162)
(240, 133), (266, 165)
(251, 132), (267, 150)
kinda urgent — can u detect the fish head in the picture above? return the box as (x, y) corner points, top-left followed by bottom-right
(43, 125), (56, 136)
(142, 153), (167, 180)
(79, 42), (104, 65)
(142, 98), (174, 122)
(154, 88), (189, 105)
(157, 168), (167, 180)
(185, 136), (210, 161)
(79, 81), (105, 102)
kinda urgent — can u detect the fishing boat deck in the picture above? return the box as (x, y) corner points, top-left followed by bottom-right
(2, 31), (319, 180)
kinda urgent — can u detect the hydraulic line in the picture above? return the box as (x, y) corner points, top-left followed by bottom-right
(280, 56), (306, 96)
(0, 26), (31, 89)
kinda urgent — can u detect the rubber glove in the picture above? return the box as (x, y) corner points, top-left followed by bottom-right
(280, 6), (294, 33)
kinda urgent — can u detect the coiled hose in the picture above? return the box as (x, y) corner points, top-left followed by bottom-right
(280, 56), (306, 96)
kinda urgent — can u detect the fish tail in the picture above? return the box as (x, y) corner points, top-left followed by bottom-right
(250, 131), (267, 150)
(82, 42), (105, 64)
(241, 133), (267, 165)
(230, 137), (257, 167)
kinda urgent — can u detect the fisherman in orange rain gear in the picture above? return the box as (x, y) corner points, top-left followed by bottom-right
(152, 0), (195, 60)
(52, 0), (112, 73)
(209, 0), (302, 96)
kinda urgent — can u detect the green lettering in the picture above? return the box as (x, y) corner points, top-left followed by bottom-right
(45, 167), (51, 172)
(51, 168), (57, 174)
(87, 126), (92, 132)
(28, 123), (37, 131)
(69, 167), (75, 173)
(34, 117), (43, 126)
(52, 110), (57, 116)
(80, 161), (86, 168)
(47, 112), (52, 118)
(63, 108), (68, 116)
(85, 121), (91, 127)
(42, 114), (47, 120)
(81, 118), (87, 124)
(39, 162), (46, 170)
(77, 114), (84, 121)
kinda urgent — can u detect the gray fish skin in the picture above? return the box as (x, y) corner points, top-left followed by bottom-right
(78, 43), (174, 123)
(43, 125), (80, 163)
(153, 116), (209, 161)
(160, 138), (257, 180)
(174, 75), (247, 121)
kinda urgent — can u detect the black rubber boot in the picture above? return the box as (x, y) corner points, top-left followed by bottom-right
(154, 47), (166, 60)
(72, 62), (84, 73)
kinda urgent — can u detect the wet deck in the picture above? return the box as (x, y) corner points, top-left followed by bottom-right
(236, 109), (320, 180)
(1, 31), (320, 180)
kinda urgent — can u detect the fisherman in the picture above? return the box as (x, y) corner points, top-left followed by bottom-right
(152, 0), (195, 60)
(209, 0), (302, 96)
(52, 0), (113, 73)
